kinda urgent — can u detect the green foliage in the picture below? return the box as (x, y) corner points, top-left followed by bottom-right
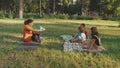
(92, 16), (102, 20)
(24, 0), (39, 13)
(55, 14), (69, 19)
(75, 16), (93, 20)
(24, 13), (40, 19)
(115, 7), (120, 16)
(118, 21), (120, 27)
(0, 10), (15, 19)
(41, 14), (69, 19)
(89, 0), (120, 17)
(7, 11), (14, 19)
(103, 17), (120, 21)
(23, 14), (107, 20)
(0, 0), (120, 19)
(0, 10), (5, 19)
(41, 14), (102, 20)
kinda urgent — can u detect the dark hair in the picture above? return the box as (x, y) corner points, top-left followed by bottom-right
(80, 23), (85, 27)
(91, 27), (99, 36)
(78, 26), (84, 33)
(24, 19), (33, 25)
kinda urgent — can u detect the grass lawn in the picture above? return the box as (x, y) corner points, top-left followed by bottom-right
(0, 19), (120, 68)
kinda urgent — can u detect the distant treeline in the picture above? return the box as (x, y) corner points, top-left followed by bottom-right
(0, 0), (120, 19)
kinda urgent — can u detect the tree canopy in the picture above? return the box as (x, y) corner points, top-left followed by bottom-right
(0, 0), (120, 18)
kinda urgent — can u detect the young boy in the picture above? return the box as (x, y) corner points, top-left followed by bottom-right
(70, 26), (86, 43)
(80, 23), (88, 39)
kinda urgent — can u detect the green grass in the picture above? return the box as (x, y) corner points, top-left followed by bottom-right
(0, 19), (120, 68)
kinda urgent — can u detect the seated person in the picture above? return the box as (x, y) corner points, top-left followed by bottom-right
(23, 19), (45, 43)
(84, 27), (105, 50)
(70, 26), (86, 43)
(80, 23), (88, 39)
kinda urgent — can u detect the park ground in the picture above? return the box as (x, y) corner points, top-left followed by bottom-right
(0, 19), (120, 68)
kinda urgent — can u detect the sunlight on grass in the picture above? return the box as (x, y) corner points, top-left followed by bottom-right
(0, 19), (120, 68)
(0, 19), (119, 26)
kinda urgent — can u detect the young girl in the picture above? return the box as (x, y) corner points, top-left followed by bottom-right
(23, 19), (45, 43)
(70, 26), (86, 43)
(84, 27), (104, 50)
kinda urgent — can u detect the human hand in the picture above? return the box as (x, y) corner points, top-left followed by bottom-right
(42, 27), (46, 31)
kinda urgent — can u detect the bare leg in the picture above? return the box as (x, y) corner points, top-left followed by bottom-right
(86, 39), (96, 49)
(82, 39), (90, 48)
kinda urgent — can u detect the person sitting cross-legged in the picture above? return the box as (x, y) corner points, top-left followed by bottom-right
(80, 23), (88, 39)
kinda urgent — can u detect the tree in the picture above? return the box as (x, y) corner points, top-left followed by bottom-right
(19, 0), (23, 19)
(40, 0), (42, 17)
(53, 0), (56, 14)
(89, 0), (120, 17)
(80, 0), (90, 16)
(0, 0), (120, 18)
(113, 0), (120, 16)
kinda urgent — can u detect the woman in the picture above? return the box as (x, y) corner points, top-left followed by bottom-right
(23, 19), (45, 43)
(70, 26), (86, 43)
(84, 27), (104, 50)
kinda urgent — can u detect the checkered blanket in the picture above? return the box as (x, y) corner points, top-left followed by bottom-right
(61, 35), (83, 51)
(61, 35), (105, 52)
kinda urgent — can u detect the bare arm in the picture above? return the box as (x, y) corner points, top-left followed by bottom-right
(26, 25), (44, 32)
(88, 39), (95, 49)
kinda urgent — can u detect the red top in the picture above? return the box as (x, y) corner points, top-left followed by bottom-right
(23, 25), (33, 42)
(84, 30), (88, 39)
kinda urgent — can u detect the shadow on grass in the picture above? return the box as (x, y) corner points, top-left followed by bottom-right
(0, 34), (24, 52)
(0, 22), (120, 53)
(0, 34), (23, 53)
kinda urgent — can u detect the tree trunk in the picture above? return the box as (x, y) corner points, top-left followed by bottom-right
(81, 0), (84, 16)
(19, 0), (23, 19)
(39, 0), (42, 17)
(53, 0), (55, 15)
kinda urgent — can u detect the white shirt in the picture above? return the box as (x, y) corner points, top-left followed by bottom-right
(78, 33), (86, 41)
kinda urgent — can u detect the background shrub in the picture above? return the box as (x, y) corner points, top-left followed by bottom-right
(0, 10), (5, 19)
(24, 13), (40, 19)
(56, 14), (69, 19)
(75, 16), (93, 20)
(16, 13), (120, 20)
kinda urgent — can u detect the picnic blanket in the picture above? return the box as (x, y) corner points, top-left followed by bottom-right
(61, 35), (83, 51)
(17, 42), (39, 50)
(61, 35), (105, 52)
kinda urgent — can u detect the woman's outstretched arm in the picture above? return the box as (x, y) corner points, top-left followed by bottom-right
(26, 25), (45, 33)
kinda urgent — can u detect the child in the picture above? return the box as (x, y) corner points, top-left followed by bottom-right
(84, 27), (105, 50)
(23, 19), (45, 43)
(80, 23), (88, 39)
(70, 26), (86, 43)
